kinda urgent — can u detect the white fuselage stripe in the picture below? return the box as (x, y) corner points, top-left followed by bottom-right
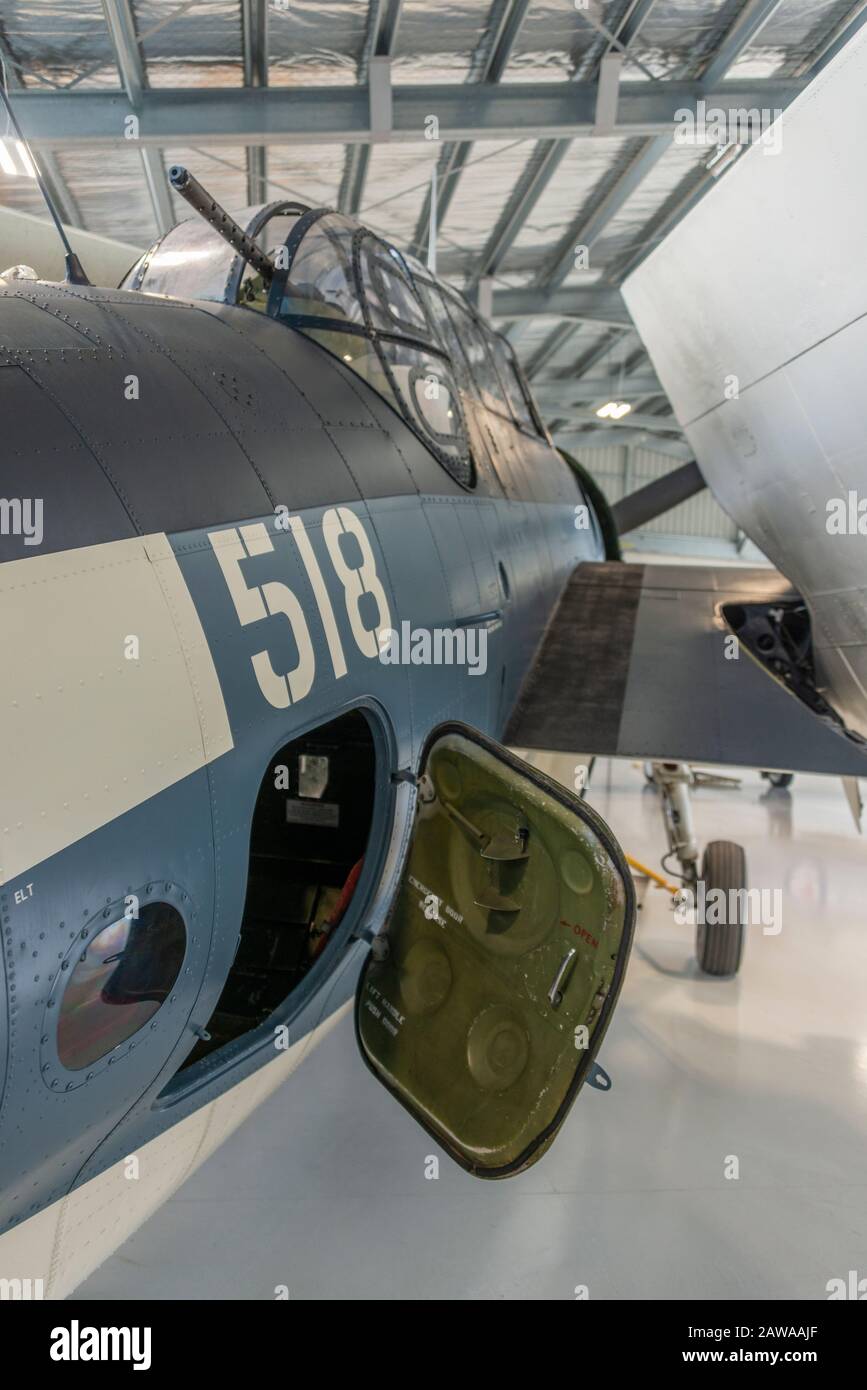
(0, 533), (233, 886)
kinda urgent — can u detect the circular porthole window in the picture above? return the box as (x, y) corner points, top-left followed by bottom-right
(57, 903), (186, 1072)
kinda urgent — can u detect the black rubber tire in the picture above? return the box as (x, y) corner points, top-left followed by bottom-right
(696, 840), (747, 977)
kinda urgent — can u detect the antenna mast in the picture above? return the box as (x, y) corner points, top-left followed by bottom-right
(0, 79), (90, 286)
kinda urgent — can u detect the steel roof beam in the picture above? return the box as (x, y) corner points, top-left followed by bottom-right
(483, 0), (534, 81)
(466, 0), (787, 284)
(242, 0), (269, 207)
(339, 0), (404, 214)
(139, 147), (173, 234)
(339, 145), (371, 215)
(246, 145), (267, 205)
(539, 135), (670, 290)
(524, 322), (583, 380)
(594, 52), (624, 133)
(527, 323), (637, 405)
(521, 0), (789, 412)
(409, 0), (532, 253)
(12, 78), (804, 146)
(700, 0), (785, 88)
(536, 0), (789, 295)
(615, 0), (662, 50)
(0, 40), (83, 227)
(101, 0), (143, 105)
(466, 137), (569, 287)
(544, 325), (633, 383)
(407, 138), (470, 247)
(241, 0), (269, 87)
(33, 150), (83, 229)
(101, 0), (173, 234)
(374, 0), (405, 57)
(465, 0), (637, 288)
(491, 285), (631, 324)
(608, 169), (712, 282)
(800, 0), (867, 77)
(533, 372), (662, 403)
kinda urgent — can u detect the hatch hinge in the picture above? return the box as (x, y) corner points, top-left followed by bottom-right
(391, 767), (417, 786)
(353, 926), (390, 960)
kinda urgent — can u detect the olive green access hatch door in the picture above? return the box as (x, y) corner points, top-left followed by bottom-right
(355, 723), (636, 1178)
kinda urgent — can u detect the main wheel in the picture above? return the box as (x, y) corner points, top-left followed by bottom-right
(695, 840), (747, 977)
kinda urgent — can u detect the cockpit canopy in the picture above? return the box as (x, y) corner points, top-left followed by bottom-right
(123, 200), (544, 490)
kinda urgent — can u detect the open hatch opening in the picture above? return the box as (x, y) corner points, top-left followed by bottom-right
(180, 709), (376, 1071)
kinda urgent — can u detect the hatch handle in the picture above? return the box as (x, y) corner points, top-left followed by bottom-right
(547, 947), (577, 1008)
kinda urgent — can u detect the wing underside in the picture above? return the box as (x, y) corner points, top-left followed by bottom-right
(504, 562), (867, 777)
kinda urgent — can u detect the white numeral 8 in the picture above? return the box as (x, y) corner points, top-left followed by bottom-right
(322, 506), (392, 660)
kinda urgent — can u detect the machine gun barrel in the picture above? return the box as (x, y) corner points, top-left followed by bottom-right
(168, 165), (274, 284)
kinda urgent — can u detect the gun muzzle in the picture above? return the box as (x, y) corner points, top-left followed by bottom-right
(168, 165), (274, 284)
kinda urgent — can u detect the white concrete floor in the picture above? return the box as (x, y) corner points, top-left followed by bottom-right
(77, 759), (867, 1301)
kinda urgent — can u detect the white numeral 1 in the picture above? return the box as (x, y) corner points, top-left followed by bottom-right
(288, 515), (347, 680)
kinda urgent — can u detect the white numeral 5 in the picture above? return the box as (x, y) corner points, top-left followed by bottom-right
(209, 523), (315, 709)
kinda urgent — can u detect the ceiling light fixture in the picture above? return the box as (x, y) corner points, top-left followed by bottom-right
(705, 141), (743, 179)
(15, 140), (36, 177)
(0, 138), (18, 176)
(0, 137), (38, 178)
(596, 400), (632, 420)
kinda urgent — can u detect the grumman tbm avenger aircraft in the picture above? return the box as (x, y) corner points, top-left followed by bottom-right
(0, 141), (865, 1299)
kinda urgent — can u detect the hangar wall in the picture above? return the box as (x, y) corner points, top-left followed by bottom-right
(570, 443), (747, 556)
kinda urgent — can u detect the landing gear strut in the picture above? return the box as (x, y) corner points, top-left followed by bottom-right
(761, 770), (794, 790)
(647, 762), (747, 978)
